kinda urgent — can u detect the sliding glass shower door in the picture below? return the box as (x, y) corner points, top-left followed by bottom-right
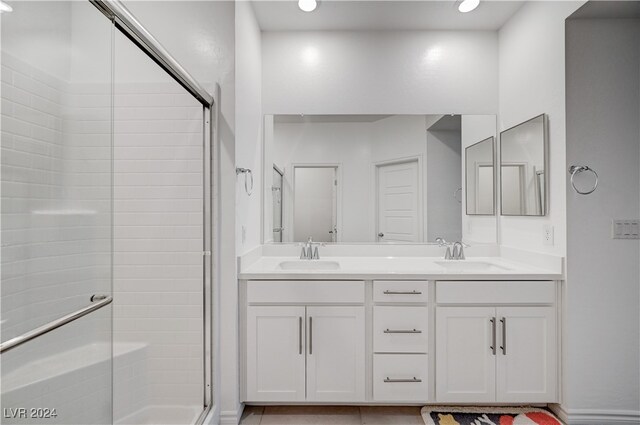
(1, 1), (114, 424)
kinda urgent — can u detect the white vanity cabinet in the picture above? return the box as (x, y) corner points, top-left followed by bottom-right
(372, 280), (429, 402)
(242, 277), (560, 406)
(245, 281), (365, 402)
(435, 281), (558, 403)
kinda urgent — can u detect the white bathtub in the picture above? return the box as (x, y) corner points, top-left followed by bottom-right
(1, 341), (203, 425)
(1, 342), (147, 425)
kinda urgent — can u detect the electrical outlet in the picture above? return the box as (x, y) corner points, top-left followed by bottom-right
(543, 224), (554, 246)
(612, 219), (640, 239)
(242, 225), (247, 244)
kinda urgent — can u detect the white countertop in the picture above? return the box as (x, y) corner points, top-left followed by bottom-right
(238, 255), (563, 281)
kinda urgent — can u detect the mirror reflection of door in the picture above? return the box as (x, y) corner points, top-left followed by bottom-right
(293, 166), (337, 243)
(376, 160), (420, 242)
(272, 165), (284, 242)
(476, 164), (494, 214)
(501, 164), (526, 215)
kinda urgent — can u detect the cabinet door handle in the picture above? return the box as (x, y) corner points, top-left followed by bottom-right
(383, 290), (422, 295)
(383, 328), (422, 334)
(309, 316), (313, 355)
(500, 317), (506, 355)
(490, 318), (496, 355)
(298, 316), (302, 355)
(384, 377), (422, 383)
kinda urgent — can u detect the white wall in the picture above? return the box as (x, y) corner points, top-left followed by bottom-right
(497, 1), (583, 255)
(565, 17), (640, 422)
(236, 1), (263, 255)
(262, 30), (498, 115)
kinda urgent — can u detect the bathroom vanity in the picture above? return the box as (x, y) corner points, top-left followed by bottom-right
(240, 111), (560, 406)
(238, 251), (562, 406)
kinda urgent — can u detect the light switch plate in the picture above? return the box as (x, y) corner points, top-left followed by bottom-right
(612, 219), (640, 239)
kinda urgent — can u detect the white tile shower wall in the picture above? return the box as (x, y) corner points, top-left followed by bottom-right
(1, 51), (112, 371)
(112, 81), (204, 413)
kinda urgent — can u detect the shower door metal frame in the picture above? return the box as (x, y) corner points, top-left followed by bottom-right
(90, 1), (217, 423)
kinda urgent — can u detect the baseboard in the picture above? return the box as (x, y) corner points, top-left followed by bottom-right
(202, 404), (219, 425)
(550, 405), (640, 424)
(219, 407), (243, 425)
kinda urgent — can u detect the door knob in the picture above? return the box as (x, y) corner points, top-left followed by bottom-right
(378, 233), (384, 238)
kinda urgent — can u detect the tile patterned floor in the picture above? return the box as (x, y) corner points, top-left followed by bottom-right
(239, 406), (424, 425)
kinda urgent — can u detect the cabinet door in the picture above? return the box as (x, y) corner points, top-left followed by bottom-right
(496, 307), (557, 403)
(306, 306), (365, 402)
(246, 306), (306, 401)
(436, 307), (496, 402)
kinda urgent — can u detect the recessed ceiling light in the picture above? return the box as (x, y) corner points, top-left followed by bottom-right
(458, 0), (479, 13)
(0, 1), (13, 13)
(298, 0), (317, 13)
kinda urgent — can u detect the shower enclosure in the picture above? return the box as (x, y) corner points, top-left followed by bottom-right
(0, 1), (214, 424)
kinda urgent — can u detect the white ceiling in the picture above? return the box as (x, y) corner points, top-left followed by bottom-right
(251, 0), (525, 32)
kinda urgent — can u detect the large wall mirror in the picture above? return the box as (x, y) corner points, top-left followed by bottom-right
(500, 114), (547, 216)
(262, 114), (498, 244)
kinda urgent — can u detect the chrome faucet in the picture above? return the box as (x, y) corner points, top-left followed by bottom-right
(436, 238), (467, 260)
(436, 237), (453, 260)
(300, 237), (321, 260)
(452, 241), (466, 260)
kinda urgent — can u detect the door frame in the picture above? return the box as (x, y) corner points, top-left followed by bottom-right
(473, 160), (495, 214)
(500, 162), (527, 215)
(371, 155), (424, 243)
(290, 163), (342, 243)
(272, 165), (284, 242)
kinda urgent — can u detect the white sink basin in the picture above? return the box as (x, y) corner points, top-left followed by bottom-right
(435, 261), (511, 272)
(277, 260), (341, 271)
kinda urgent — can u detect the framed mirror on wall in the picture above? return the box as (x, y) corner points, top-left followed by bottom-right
(500, 114), (548, 216)
(262, 114), (498, 245)
(465, 137), (495, 215)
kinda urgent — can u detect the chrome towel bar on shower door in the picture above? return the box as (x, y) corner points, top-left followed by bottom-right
(0, 294), (113, 354)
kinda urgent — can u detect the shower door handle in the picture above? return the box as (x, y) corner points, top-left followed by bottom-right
(0, 294), (113, 354)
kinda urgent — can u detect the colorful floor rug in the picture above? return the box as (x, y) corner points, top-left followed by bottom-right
(421, 406), (563, 425)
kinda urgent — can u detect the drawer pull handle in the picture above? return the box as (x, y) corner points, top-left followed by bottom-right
(383, 290), (422, 295)
(384, 328), (422, 334)
(500, 317), (506, 355)
(384, 377), (422, 383)
(298, 317), (302, 355)
(490, 317), (497, 355)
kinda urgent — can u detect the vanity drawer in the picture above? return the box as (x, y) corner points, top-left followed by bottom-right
(373, 281), (428, 303)
(247, 280), (364, 304)
(373, 354), (428, 402)
(373, 306), (428, 353)
(436, 281), (555, 304)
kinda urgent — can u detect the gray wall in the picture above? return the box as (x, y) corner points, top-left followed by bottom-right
(426, 125), (462, 242)
(566, 17), (640, 418)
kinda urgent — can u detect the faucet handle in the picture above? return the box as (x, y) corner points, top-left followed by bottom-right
(444, 246), (453, 260)
(299, 246), (308, 259)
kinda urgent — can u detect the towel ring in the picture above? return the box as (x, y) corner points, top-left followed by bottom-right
(236, 167), (253, 196)
(569, 165), (598, 195)
(453, 187), (462, 204)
